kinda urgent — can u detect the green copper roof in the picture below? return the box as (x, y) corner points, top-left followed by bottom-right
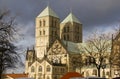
(61, 13), (81, 24)
(37, 6), (59, 18)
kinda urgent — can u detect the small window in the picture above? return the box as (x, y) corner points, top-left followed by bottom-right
(67, 26), (69, 32)
(39, 66), (42, 72)
(31, 66), (34, 72)
(64, 27), (66, 33)
(40, 31), (42, 35)
(52, 31), (54, 36)
(43, 20), (45, 26)
(52, 18), (54, 27)
(47, 65), (51, 72)
(92, 69), (97, 75)
(55, 20), (57, 26)
(67, 34), (69, 40)
(40, 20), (42, 27)
(64, 35), (66, 40)
(43, 30), (45, 35)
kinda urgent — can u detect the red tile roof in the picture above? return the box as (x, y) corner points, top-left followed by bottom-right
(61, 72), (84, 79)
(3, 74), (28, 78)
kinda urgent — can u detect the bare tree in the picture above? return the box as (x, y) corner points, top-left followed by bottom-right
(82, 31), (111, 77)
(0, 10), (22, 79)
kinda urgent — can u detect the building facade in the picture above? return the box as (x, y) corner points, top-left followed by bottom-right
(25, 6), (82, 79)
(111, 33), (120, 77)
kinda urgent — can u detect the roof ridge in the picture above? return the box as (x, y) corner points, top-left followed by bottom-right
(61, 12), (81, 24)
(37, 6), (59, 18)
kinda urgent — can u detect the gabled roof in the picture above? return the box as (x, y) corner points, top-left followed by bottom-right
(61, 13), (81, 24)
(37, 6), (59, 18)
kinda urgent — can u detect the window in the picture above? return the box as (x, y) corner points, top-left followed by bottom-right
(40, 31), (42, 35)
(64, 27), (66, 33)
(39, 66), (42, 72)
(43, 30), (45, 35)
(64, 35), (66, 40)
(67, 26), (69, 32)
(31, 66), (34, 72)
(47, 65), (51, 72)
(55, 20), (57, 26)
(52, 18), (54, 27)
(92, 69), (97, 75)
(40, 20), (42, 27)
(52, 31), (54, 36)
(55, 31), (57, 35)
(43, 20), (45, 26)
(67, 34), (69, 40)
(55, 59), (58, 63)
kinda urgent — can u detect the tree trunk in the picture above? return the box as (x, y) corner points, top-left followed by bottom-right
(0, 70), (2, 79)
(98, 68), (100, 77)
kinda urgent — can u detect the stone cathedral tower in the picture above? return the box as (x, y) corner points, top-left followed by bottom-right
(60, 13), (82, 43)
(25, 6), (83, 79)
(35, 6), (60, 59)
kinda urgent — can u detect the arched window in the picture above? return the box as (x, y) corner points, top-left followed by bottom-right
(55, 59), (58, 63)
(43, 20), (45, 26)
(67, 34), (69, 40)
(52, 19), (54, 27)
(39, 66), (42, 72)
(40, 31), (42, 35)
(92, 69), (97, 75)
(47, 65), (50, 72)
(31, 66), (34, 72)
(40, 20), (42, 27)
(64, 35), (66, 40)
(55, 20), (57, 26)
(43, 30), (45, 35)
(67, 26), (69, 32)
(64, 27), (66, 33)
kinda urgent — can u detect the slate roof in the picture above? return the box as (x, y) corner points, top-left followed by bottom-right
(62, 40), (83, 53)
(61, 13), (81, 24)
(37, 6), (59, 18)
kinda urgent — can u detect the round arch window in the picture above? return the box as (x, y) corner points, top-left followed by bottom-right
(39, 66), (42, 72)
(47, 65), (51, 72)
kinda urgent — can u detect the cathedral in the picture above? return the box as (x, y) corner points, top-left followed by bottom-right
(25, 6), (82, 79)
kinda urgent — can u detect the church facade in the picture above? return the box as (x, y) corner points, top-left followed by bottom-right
(25, 6), (82, 79)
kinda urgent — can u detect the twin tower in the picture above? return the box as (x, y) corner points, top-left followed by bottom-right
(35, 6), (82, 58)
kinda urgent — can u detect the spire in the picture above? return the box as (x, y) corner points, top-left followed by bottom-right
(37, 6), (59, 18)
(61, 12), (81, 24)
